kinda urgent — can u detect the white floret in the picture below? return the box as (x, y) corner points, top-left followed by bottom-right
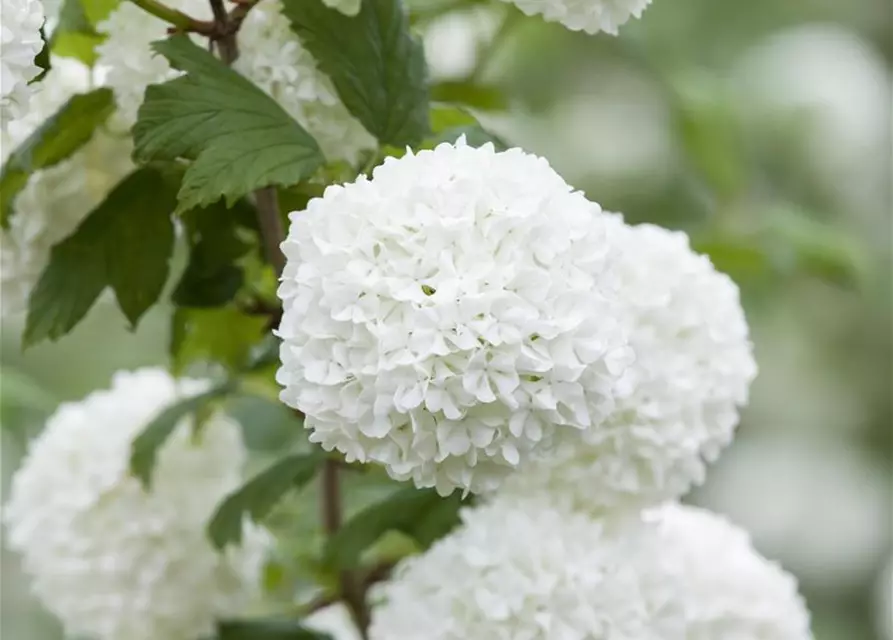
(0, 0), (45, 128)
(4, 368), (269, 640)
(503, 216), (756, 511)
(501, 0), (653, 35)
(369, 493), (684, 640)
(276, 139), (633, 496)
(647, 503), (813, 640)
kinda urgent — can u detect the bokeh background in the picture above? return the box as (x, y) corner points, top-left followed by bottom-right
(2, 0), (891, 637)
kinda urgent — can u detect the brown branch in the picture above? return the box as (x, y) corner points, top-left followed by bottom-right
(254, 187), (287, 276)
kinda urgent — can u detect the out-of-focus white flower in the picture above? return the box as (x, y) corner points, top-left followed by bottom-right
(422, 6), (504, 80)
(1, 58), (133, 318)
(369, 493), (684, 639)
(305, 603), (362, 640)
(500, 0), (652, 35)
(96, 0), (373, 162)
(503, 218), (756, 512)
(4, 368), (269, 640)
(276, 138), (632, 496)
(647, 503), (813, 640)
(0, 0), (45, 128)
(234, 0), (374, 162)
(696, 434), (891, 594)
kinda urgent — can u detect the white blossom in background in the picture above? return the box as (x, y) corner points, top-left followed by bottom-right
(422, 6), (504, 80)
(96, 0), (374, 162)
(4, 368), (269, 640)
(0, 0), (45, 128)
(234, 0), (374, 162)
(503, 217), (756, 512)
(277, 139), (633, 496)
(647, 503), (813, 640)
(369, 493), (683, 639)
(0, 58), (133, 318)
(501, 0), (652, 35)
(305, 603), (363, 640)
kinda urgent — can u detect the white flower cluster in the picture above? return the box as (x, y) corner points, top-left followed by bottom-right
(277, 139), (633, 495)
(502, 0), (653, 35)
(0, 0), (45, 127)
(370, 493), (684, 640)
(370, 499), (812, 639)
(4, 368), (269, 640)
(502, 217), (756, 512)
(0, 58), (133, 318)
(95, 0), (373, 162)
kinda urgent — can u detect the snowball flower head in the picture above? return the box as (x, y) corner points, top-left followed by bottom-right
(4, 368), (269, 640)
(503, 217), (756, 512)
(0, 0), (45, 127)
(1, 59), (133, 318)
(500, 0), (652, 35)
(648, 503), (813, 640)
(369, 493), (683, 639)
(276, 138), (632, 495)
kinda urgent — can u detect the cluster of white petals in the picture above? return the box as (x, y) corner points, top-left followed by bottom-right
(4, 368), (269, 640)
(1, 58), (133, 317)
(369, 493), (684, 639)
(277, 139), (633, 495)
(96, 0), (373, 162)
(502, 0), (652, 35)
(0, 0), (45, 127)
(647, 503), (813, 640)
(503, 217), (756, 512)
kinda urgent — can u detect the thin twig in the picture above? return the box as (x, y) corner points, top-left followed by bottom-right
(209, 0), (239, 62)
(128, 0), (212, 31)
(254, 187), (287, 276)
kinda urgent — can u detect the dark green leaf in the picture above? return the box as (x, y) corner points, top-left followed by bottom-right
(32, 27), (50, 82)
(209, 452), (324, 549)
(130, 381), (234, 488)
(170, 307), (269, 374)
(216, 619), (332, 640)
(1, 88), (114, 227)
(282, 0), (430, 145)
(133, 36), (324, 213)
(172, 200), (255, 308)
(324, 488), (464, 569)
(23, 168), (177, 345)
(431, 81), (508, 111)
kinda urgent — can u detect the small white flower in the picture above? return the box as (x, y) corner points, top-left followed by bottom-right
(276, 138), (632, 496)
(0, 0), (45, 128)
(369, 493), (684, 640)
(1, 58), (133, 318)
(500, 0), (653, 35)
(4, 368), (269, 640)
(647, 503), (813, 640)
(503, 217), (756, 512)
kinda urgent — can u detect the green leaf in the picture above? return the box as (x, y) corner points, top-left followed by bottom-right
(0, 88), (114, 227)
(172, 200), (255, 308)
(227, 394), (302, 452)
(324, 488), (464, 570)
(51, 0), (105, 64)
(282, 0), (430, 146)
(431, 81), (508, 111)
(216, 619), (332, 640)
(80, 0), (120, 24)
(133, 36), (324, 213)
(32, 27), (50, 83)
(208, 452), (324, 549)
(130, 381), (234, 488)
(170, 306), (269, 374)
(23, 168), (177, 346)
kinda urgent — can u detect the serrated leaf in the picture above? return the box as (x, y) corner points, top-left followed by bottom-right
(130, 381), (234, 488)
(324, 488), (464, 570)
(170, 306), (269, 374)
(172, 200), (255, 308)
(216, 619), (332, 640)
(133, 36), (324, 213)
(282, 0), (430, 146)
(23, 168), (176, 345)
(209, 452), (324, 549)
(0, 88), (114, 226)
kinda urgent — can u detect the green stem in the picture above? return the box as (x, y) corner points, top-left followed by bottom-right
(127, 0), (208, 31)
(468, 7), (522, 83)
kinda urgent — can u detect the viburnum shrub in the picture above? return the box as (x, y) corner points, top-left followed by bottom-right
(1, 0), (816, 638)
